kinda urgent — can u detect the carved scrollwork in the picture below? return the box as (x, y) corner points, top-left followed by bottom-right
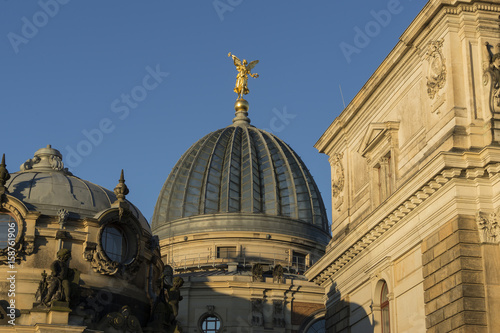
(483, 42), (500, 113)
(251, 298), (264, 327)
(90, 249), (120, 275)
(85, 215), (143, 278)
(477, 211), (500, 244)
(332, 153), (345, 211)
(426, 39), (446, 99)
(0, 202), (32, 265)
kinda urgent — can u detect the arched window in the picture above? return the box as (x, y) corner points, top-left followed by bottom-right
(200, 315), (221, 333)
(0, 213), (17, 249)
(380, 281), (390, 333)
(306, 318), (326, 333)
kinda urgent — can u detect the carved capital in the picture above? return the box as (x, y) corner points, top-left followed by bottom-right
(477, 211), (500, 244)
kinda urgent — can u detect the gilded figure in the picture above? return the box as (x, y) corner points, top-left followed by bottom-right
(228, 52), (259, 100)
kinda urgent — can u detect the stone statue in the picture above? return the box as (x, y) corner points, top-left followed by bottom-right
(96, 305), (143, 333)
(228, 52), (259, 100)
(40, 249), (73, 305)
(34, 270), (48, 303)
(166, 277), (184, 319)
(146, 267), (183, 333)
(252, 263), (264, 282)
(484, 42), (500, 111)
(273, 264), (284, 283)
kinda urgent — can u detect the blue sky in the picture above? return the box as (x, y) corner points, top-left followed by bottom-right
(0, 0), (426, 224)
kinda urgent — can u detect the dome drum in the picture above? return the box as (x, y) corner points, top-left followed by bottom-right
(154, 212), (330, 246)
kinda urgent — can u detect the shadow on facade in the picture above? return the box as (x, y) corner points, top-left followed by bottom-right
(175, 269), (328, 333)
(324, 283), (374, 333)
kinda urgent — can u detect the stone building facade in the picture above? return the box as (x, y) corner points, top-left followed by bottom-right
(0, 145), (167, 332)
(306, 0), (500, 332)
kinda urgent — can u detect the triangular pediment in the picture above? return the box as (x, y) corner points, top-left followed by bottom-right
(359, 122), (399, 157)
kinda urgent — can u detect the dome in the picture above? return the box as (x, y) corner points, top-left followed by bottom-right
(152, 104), (329, 242)
(5, 145), (150, 231)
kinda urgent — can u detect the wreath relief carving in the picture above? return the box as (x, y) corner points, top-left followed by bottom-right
(426, 39), (446, 100)
(332, 153), (345, 211)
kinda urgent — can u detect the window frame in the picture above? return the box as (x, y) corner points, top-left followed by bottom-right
(198, 312), (223, 333)
(0, 213), (18, 250)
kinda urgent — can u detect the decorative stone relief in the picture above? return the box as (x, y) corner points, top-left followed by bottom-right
(273, 264), (284, 283)
(426, 39), (446, 99)
(251, 298), (264, 326)
(476, 211), (500, 244)
(273, 300), (285, 328)
(331, 153), (344, 212)
(95, 305), (143, 333)
(251, 263), (264, 282)
(483, 42), (500, 113)
(57, 209), (69, 225)
(90, 248), (120, 275)
(0, 202), (34, 265)
(84, 216), (142, 279)
(20, 145), (71, 174)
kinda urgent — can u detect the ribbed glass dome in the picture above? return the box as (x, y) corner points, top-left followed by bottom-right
(152, 123), (329, 234)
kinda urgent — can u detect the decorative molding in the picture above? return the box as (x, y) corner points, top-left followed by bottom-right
(477, 210), (500, 244)
(483, 42), (500, 114)
(57, 209), (69, 225)
(84, 213), (143, 278)
(273, 300), (285, 328)
(331, 153), (344, 211)
(359, 122), (399, 159)
(0, 199), (36, 264)
(426, 39), (446, 99)
(251, 298), (264, 326)
(252, 263), (264, 282)
(273, 264), (285, 284)
(312, 167), (467, 286)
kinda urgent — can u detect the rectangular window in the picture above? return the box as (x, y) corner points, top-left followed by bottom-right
(292, 251), (307, 273)
(374, 153), (393, 205)
(217, 246), (236, 259)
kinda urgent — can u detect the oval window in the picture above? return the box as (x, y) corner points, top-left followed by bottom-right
(101, 225), (128, 263)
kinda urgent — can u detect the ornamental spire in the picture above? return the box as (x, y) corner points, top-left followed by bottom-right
(113, 169), (130, 221)
(114, 169), (129, 202)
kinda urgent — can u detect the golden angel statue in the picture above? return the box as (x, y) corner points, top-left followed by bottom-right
(228, 52), (259, 100)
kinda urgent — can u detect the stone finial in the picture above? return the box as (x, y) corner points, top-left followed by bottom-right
(0, 154), (11, 198)
(114, 169), (129, 202)
(113, 170), (130, 220)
